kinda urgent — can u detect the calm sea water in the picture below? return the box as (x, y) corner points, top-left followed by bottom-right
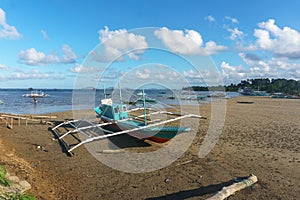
(0, 89), (240, 115)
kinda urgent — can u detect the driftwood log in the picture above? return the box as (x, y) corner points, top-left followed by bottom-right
(207, 174), (258, 200)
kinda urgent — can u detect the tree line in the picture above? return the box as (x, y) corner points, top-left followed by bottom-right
(183, 78), (300, 96)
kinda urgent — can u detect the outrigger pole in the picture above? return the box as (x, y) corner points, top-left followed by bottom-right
(67, 113), (203, 153)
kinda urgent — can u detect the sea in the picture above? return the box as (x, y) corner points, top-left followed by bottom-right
(0, 89), (240, 115)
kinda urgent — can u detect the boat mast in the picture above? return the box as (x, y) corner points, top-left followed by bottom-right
(118, 80), (123, 105)
(142, 89), (147, 125)
(103, 85), (107, 99)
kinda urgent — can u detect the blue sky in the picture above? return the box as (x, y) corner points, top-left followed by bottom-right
(1, 0), (300, 89)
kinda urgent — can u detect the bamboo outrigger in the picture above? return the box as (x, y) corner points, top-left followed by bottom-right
(51, 108), (204, 155)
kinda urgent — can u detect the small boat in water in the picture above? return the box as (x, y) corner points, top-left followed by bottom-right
(23, 90), (49, 98)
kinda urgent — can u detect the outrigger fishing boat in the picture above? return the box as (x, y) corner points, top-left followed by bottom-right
(51, 88), (204, 155)
(23, 90), (49, 98)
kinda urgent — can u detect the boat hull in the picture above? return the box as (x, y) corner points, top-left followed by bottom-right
(101, 119), (190, 143)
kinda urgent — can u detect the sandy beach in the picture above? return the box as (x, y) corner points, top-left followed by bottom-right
(0, 96), (299, 199)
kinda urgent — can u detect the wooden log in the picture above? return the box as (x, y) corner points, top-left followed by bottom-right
(99, 149), (125, 153)
(175, 160), (193, 166)
(207, 174), (258, 200)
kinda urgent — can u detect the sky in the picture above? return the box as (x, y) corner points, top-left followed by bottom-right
(1, 0), (300, 89)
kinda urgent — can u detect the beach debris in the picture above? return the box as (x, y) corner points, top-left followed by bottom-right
(206, 174), (258, 200)
(98, 149), (125, 154)
(35, 144), (48, 152)
(164, 178), (171, 183)
(16, 180), (31, 193)
(175, 159), (193, 166)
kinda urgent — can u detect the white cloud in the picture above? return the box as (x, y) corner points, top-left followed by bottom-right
(62, 44), (77, 62)
(253, 19), (300, 59)
(0, 8), (22, 39)
(154, 27), (227, 55)
(120, 65), (184, 86)
(227, 27), (244, 40)
(183, 69), (224, 85)
(40, 30), (49, 40)
(97, 26), (148, 62)
(8, 69), (64, 80)
(221, 61), (250, 83)
(0, 64), (9, 70)
(225, 16), (238, 23)
(221, 53), (300, 84)
(69, 64), (95, 73)
(18, 45), (77, 65)
(135, 67), (176, 80)
(205, 15), (215, 22)
(135, 70), (150, 79)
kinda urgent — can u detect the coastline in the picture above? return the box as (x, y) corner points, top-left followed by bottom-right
(0, 96), (299, 199)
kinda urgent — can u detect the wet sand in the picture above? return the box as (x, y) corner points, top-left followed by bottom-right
(0, 96), (299, 199)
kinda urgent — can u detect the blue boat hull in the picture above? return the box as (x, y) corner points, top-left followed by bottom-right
(102, 119), (190, 143)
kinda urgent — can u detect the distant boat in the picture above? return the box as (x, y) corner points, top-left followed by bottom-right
(239, 88), (270, 96)
(0, 100), (4, 104)
(136, 92), (156, 103)
(23, 90), (49, 98)
(207, 92), (226, 98)
(239, 88), (252, 95)
(181, 94), (206, 100)
(270, 93), (293, 99)
(249, 90), (270, 96)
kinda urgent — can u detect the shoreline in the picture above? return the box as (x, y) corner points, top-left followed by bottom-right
(0, 96), (299, 199)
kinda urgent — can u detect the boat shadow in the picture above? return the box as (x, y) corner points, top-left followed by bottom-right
(49, 120), (151, 156)
(145, 176), (251, 200)
(104, 132), (151, 149)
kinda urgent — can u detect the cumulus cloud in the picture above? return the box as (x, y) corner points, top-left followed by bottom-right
(221, 52), (300, 84)
(154, 27), (227, 55)
(183, 69), (224, 85)
(134, 66), (179, 81)
(227, 27), (244, 40)
(225, 16), (238, 24)
(221, 61), (249, 83)
(253, 19), (300, 59)
(241, 53), (261, 61)
(96, 26), (148, 62)
(136, 70), (150, 79)
(40, 30), (49, 40)
(205, 15), (215, 22)
(0, 64), (9, 70)
(69, 64), (95, 73)
(0, 8), (22, 39)
(18, 44), (77, 65)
